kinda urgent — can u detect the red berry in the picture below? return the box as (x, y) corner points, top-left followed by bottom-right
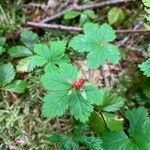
(73, 78), (85, 89)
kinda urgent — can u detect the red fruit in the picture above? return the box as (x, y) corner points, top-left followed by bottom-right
(73, 78), (85, 89)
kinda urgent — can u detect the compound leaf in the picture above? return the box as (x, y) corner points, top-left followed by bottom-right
(41, 64), (104, 123)
(70, 23), (120, 68)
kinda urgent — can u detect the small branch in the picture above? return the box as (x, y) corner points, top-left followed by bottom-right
(24, 22), (150, 34)
(24, 22), (83, 32)
(41, 0), (134, 23)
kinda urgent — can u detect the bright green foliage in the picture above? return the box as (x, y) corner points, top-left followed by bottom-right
(50, 134), (79, 150)
(0, 63), (15, 87)
(108, 7), (126, 27)
(9, 33), (69, 72)
(143, 0), (150, 30)
(80, 10), (96, 25)
(0, 37), (6, 55)
(80, 136), (103, 150)
(8, 46), (33, 57)
(139, 45), (150, 77)
(104, 113), (124, 132)
(16, 57), (34, 73)
(102, 131), (128, 150)
(0, 63), (27, 93)
(5, 80), (27, 94)
(102, 107), (150, 150)
(20, 29), (39, 49)
(139, 59), (150, 77)
(70, 23), (120, 68)
(8, 29), (38, 58)
(30, 41), (69, 71)
(64, 11), (80, 20)
(41, 64), (104, 123)
(99, 90), (124, 112)
(49, 125), (102, 150)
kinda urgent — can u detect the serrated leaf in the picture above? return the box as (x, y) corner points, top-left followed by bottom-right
(41, 64), (104, 122)
(70, 23), (120, 68)
(102, 131), (129, 150)
(30, 41), (69, 70)
(83, 10), (96, 19)
(81, 136), (103, 150)
(104, 113), (124, 132)
(16, 57), (34, 73)
(108, 7), (126, 27)
(8, 46), (33, 57)
(125, 107), (148, 137)
(99, 90), (124, 112)
(49, 134), (79, 150)
(5, 80), (27, 94)
(70, 90), (93, 123)
(0, 63), (15, 87)
(139, 59), (150, 77)
(64, 10), (80, 20)
(20, 29), (38, 49)
(80, 10), (96, 25)
(42, 91), (70, 117)
(102, 107), (150, 150)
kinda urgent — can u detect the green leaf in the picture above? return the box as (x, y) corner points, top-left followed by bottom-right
(30, 41), (69, 70)
(139, 59), (150, 77)
(8, 46), (33, 57)
(64, 10), (80, 20)
(5, 80), (27, 94)
(104, 113), (124, 132)
(102, 107), (150, 150)
(125, 107), (148, 137)
(0, 46), (5, 55)
(70, 23), (120, 68)
(70, 90), (93, 123)
(20, 29), (38, 49)
(0, 63), (15, 86)
(108, 7), (126, 27)
(49, 134), (79, 150)
(89, 111), (107, 135)
(42, 91), (70, 117)
(83, 10), (96, 19)
(41, 64), (104, 123)
(81, 136), (103, 150)
(0, 37), (6, 46)
(99, 90), (124, 112)
(102, 131), (129, 150)
(16, 57), (35, 73)
(80, 10), (96, 25)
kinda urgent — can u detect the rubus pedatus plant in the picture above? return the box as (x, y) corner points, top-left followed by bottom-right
(39, 23), (150, 149)
(1, 20), (150, 149)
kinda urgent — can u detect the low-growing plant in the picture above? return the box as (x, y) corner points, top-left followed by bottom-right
(1, 4), (150, 149)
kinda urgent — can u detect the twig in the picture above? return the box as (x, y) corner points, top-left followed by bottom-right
(24, 22), (83, 31)
(24, 22), (150, 34)
(41, 0), (134, 23)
